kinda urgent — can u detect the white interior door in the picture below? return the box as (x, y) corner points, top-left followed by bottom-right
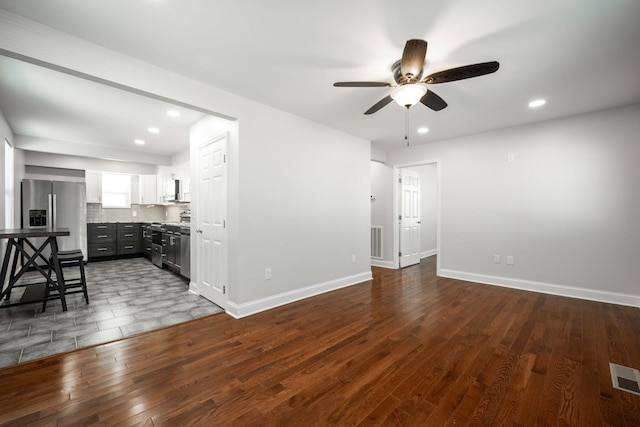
(196, 134), (227, 308)
(399, 169), (421, 267)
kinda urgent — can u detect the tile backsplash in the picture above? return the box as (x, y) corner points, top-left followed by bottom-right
(87, 204), (183, 223)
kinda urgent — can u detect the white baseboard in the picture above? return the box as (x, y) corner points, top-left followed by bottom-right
(421, 249), (437, 259)
(188, 281), (198, 295)
(225, 271), (374, 319)
(371, 259), (396, 269)
(440, 269), (640, 308)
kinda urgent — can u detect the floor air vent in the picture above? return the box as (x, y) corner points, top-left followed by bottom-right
(610, 363), (640, 396)
(371, 226), (383, 259)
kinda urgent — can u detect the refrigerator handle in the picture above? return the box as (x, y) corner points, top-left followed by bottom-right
(53, 194), (57, 228)
(48, 194), (53, 227)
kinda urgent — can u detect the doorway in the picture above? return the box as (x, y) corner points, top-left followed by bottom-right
(394, 160), (440, 272)
(196, 133), (228, 309)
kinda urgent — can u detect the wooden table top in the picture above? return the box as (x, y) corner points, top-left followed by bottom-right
(0, 227), (71, 239)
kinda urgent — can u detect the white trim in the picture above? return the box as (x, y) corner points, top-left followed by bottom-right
(371, 259), (396, 269)
(421, 249), (437, 259)
(225, 271), (373, 318)
(188, 281), (198, 295)
(440, 269), (640, 308)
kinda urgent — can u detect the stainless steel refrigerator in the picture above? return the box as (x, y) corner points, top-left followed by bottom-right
(21, 179), (87, 262)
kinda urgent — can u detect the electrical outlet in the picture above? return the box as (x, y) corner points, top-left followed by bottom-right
(494, 254), (501, 263)
(351, 254), (356, 263)
(506, 256), (514, 265)
(265, 268), (272, 280)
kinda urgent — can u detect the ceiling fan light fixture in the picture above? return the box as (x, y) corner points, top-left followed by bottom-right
(391, 84), (427, 108)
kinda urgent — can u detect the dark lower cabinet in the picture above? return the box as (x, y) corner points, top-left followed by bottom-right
(88, 223), (187, 275)
(88, 222), (142, 259)
(88, 223), (116, 258)
(117, 223), (140, 255)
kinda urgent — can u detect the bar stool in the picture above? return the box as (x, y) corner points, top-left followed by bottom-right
(43, 249), (89, 311)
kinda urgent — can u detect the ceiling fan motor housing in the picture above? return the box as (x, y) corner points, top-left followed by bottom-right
(392, 59), (423, 85)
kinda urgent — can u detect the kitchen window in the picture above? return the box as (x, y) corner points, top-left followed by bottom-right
(101, 172), (131, 208)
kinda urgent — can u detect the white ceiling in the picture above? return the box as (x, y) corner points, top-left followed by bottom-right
(0, 0), (639, 156)
(0, 55), (206, 156)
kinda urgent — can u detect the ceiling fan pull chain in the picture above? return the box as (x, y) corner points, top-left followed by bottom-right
(405, 107), (410, 146)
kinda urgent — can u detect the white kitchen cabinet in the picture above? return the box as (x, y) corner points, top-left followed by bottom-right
(139, 174), (158, 204)
(130, 175), (140, 204)
(85, 170), (101, 203)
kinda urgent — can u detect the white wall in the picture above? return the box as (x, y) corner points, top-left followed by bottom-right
(387, 103), (640, 307)
(235, 110), (371, 314)
(0, 107), (11, 230)
(0, 107), (15, 267)
(0, 11), (372, 317)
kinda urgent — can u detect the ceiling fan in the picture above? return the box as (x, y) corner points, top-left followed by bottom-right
(333, 39), (499, 115)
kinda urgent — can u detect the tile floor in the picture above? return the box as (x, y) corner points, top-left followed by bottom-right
(0, 257), (223, 368)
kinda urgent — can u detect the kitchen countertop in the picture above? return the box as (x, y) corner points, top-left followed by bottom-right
(87, 221), (191, 227)
(87, 221), (191, 229)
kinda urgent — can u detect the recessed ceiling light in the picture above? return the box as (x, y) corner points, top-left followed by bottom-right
(134, 139), (145, 145)
(147, 127), (160, 134)
(166, 109), (181, 117)
(528, 99), (546, 108)
(417, 127), (429, 134)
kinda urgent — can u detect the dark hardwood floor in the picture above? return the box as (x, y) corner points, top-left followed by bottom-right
(1, 256), (639, 426)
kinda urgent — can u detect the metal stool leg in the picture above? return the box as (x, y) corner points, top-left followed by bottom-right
(79, 260), (89, 304)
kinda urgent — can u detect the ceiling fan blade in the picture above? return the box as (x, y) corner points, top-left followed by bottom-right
(420, 90), (447, 111)
(364, 95), (393, 115)
(333, 82), (391, 87)
(400, 39), (427, 81)
(423, 61), (500, 84)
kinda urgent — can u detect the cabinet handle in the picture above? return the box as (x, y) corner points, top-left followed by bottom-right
(97, 248), (108, 251)
(124, 245), (134, 249)
(97, 235), (108, 238)
(124, 233), (133, 237)
(97, 225), (107, 229)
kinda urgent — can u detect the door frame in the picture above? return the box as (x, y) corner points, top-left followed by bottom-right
(194, 132), (229, 309)
(399, 168), (422, 268)
(392, 159), (441, 274)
